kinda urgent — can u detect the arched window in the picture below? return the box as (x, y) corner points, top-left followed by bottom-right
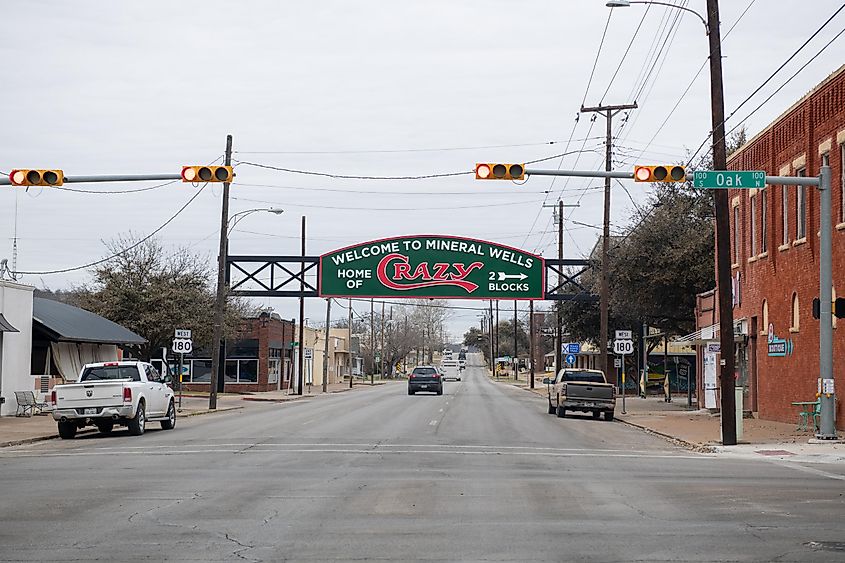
(791, 293), (800, 332)
(761, 299), (768, 332)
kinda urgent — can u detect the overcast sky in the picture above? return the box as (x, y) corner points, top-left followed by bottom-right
(2, 0), (844, 339)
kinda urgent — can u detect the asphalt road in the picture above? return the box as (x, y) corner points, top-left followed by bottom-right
(1, 354), (843, 562)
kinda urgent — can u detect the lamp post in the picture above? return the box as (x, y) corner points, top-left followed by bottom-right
(608, 0), (737, 445)
(208, 207), (284, 410)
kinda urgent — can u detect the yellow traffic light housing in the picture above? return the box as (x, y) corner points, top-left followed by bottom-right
(475, 163), (525, 181)
(633, 165), (686, 183)
(9, 169), (64, 186)
(181, 165), (233, 183)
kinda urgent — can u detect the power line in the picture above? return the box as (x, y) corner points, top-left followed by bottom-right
(232, 139), (604, 155)
(15, 184), (209, 275)
(686, 4), (845, 168)
(231, 149), (602, 182)
(582, 9), (614, 107)
(600, 3), (652, 104)
(229, 195), (548, 212)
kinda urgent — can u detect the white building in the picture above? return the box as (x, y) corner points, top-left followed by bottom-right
(0, 280), (34, 417)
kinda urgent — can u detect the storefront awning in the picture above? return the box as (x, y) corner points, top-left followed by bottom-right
(0, 312), (19, 333)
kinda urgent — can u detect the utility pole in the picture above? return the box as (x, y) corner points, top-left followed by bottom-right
(529, 300), (535, 389)
(489, 300), (494, 374)
(370, 298), (375, 385)
(209, 134), (233, 410)
(543, 200), (579, 377)
(706, 0), (737, 446)
(322, 298), (331, 393)
(348, 298), (353, 389)
(297, 216), (306, 396)
(380, 300), (385, 379)
(513, 300), (518, 380)
(580, 102), (638, 377)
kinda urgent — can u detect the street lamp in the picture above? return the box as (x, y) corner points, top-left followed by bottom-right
(606, 0), (708, 32)
(209, 207), (285, 410)
(608, 0), (738, 445)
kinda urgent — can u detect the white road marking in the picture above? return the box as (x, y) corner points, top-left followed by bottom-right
(0, 448), (706, 460)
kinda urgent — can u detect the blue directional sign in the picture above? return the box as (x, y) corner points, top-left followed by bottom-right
(565, 353), (577, 365)
(567, 343), (581, 354)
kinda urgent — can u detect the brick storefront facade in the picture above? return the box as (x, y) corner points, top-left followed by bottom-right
(721, 64), (845, 429)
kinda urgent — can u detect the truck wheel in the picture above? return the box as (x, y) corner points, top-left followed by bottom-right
(408, 389), (415, 395)
(605, 411), (615, 421)
(127, 401), (146, 436)
(437, 387), (443, 395)
(160, 400), (176, 430)
(57, 421), (77, 440)
(592, 411), (601, 419)
(96, 421), (114, 434)
(547, 400), (556, 415)
(556, 404), (566, 418)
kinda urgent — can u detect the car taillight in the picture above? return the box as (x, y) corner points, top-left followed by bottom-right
(123, 387), (132, 403)
(409, 374), (415, 379)
(50, 390), (57, 406)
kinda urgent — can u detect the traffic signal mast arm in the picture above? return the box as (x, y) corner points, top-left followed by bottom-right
(3, 166), (234, 186)
(1, 172), (180, 186)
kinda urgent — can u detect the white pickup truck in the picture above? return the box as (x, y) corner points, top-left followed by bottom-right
(51, 361), (176, 439)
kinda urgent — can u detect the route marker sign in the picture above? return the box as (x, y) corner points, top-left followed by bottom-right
(319, 235), (544, 300)
(175, 328), (192, 339)
(614, 330), (632, 340)
(613, 339), (634, 355)
(172, 338), (192, 354)
(693, 170), (765, 189)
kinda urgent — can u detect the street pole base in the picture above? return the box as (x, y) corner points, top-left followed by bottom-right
(812, 433), (840, 441)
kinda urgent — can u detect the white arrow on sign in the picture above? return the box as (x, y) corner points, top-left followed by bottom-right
(497, 272), (528, 281)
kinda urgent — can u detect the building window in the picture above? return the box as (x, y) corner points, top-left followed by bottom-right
(750, 193), (757, 256)
(796, 168), (807, 239)
(733, 205), (741, 264)
(791, 293), (800, 332)
(782, 185), (789, 245)
(761, 188), (768, 253)
(841, 144), (845, 223)
(834, 287), (838, 330)
(762, 299), (768, 331)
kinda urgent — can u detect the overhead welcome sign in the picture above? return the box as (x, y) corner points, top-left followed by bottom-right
(319, 235), (544, 300)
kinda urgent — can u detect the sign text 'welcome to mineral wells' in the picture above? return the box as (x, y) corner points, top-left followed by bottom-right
(319, 235), (544, 300)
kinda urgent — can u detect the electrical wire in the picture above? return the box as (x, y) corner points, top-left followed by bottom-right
(228, 195), (548, 212)
(232, 139), (604, 155)
(599, 3), (652, 105)
(15, 184), (208, 275)
(582, 9), (614, 107)
(685, 4), (845, 169)
(232, 149), (603, 182)
(53, 179), (180, 194)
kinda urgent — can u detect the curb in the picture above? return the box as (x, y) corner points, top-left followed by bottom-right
(616, 417), (714, 453)
(180, 406), (244, 416)
(1, 428), (97, 449)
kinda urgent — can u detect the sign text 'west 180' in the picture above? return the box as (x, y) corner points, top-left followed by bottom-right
(319, 235), (544, 300)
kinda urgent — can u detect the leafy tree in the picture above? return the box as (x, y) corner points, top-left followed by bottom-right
(70, 234), (249, 360)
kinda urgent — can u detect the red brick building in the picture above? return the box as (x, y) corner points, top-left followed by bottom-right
(698, 64), (845, 429)
(181, 313), (296, 393)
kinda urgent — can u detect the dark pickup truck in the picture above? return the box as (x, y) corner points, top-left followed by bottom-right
(543, 368), (616, 421)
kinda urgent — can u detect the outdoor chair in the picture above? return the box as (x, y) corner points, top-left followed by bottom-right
(796, 400), (820, 431)
(14, 391), (49, 417)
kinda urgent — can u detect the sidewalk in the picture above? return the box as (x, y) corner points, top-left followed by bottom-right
(488, 368), (844, 458)
(0, 380), (384, 448)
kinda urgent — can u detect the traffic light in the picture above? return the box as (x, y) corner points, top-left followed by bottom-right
(812, 297), (845, 319)
(9, 169), (64, 186)
(633, 165), (686, 183)
(475, 163), (525, 180)
(181, 165), (233, 183)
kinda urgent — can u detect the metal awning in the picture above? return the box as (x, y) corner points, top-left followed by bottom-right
(677, 318), (748, 345)
(0, 313), (19, 333)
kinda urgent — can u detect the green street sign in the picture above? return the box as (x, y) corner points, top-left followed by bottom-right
(319, 235), (544, 300)
(693, 170), (765, 189)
